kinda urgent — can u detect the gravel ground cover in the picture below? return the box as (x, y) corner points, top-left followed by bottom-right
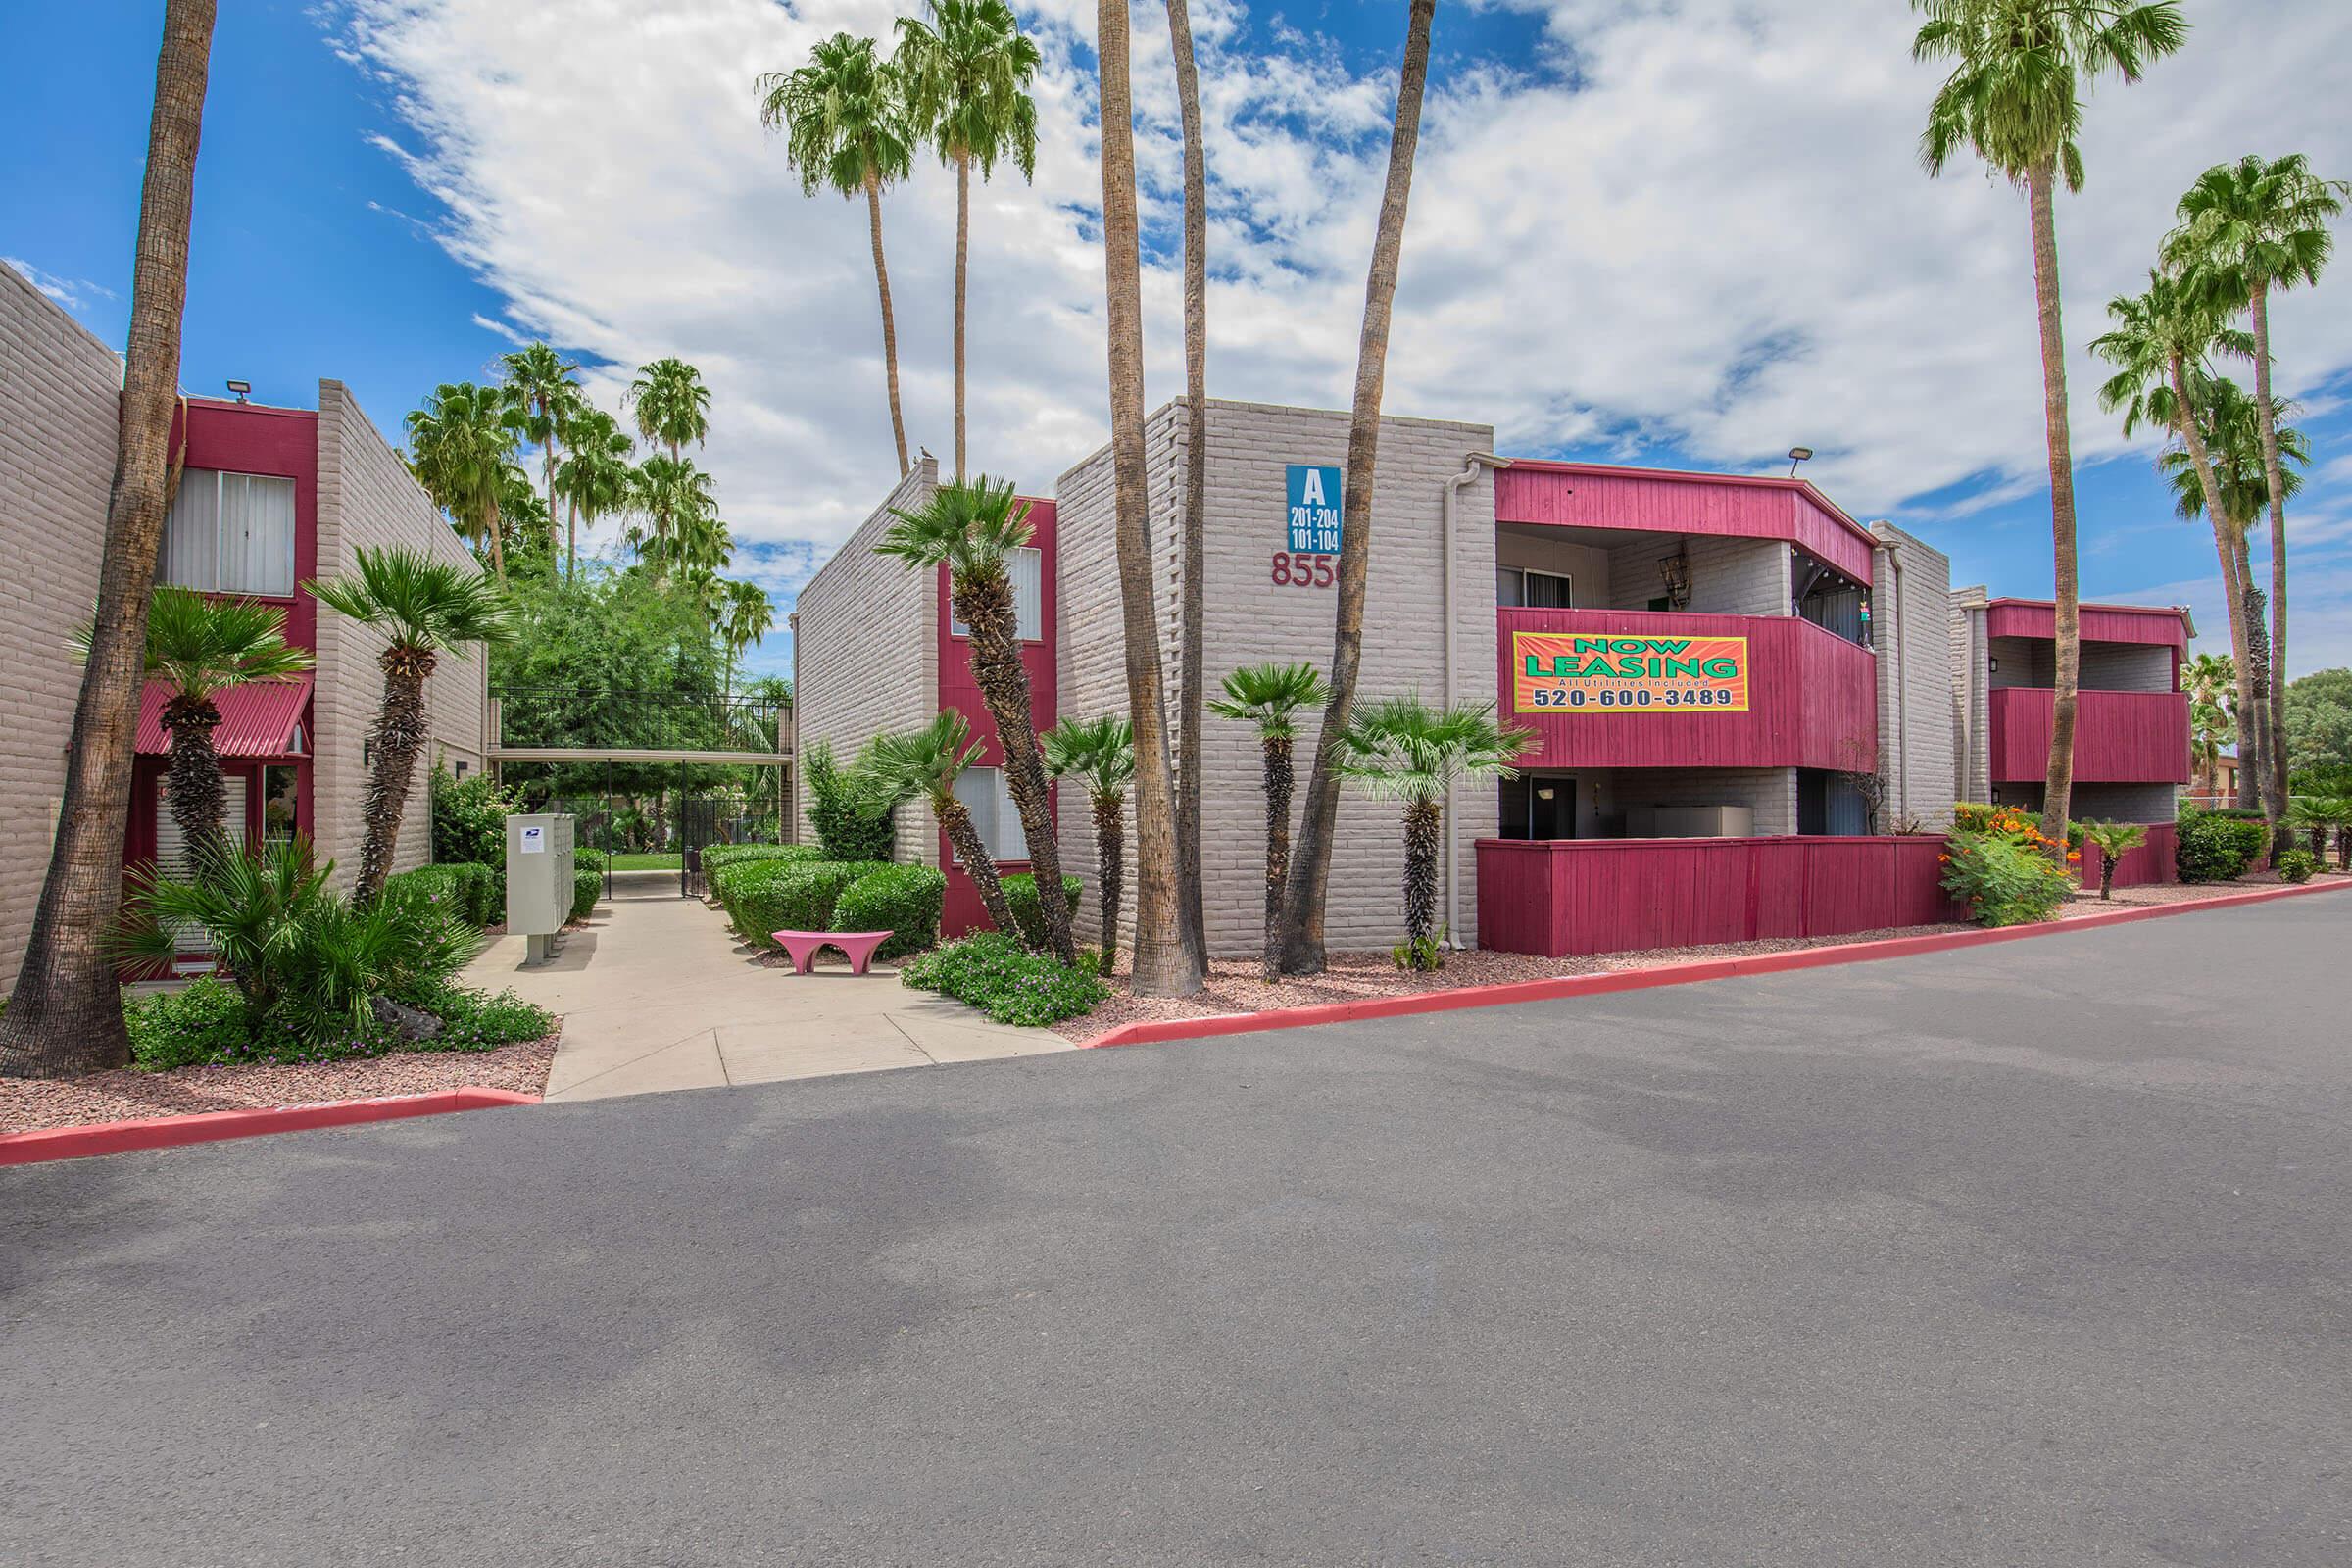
(0, 1032), (560, 1134)
(1055, 871), (2347, 1043)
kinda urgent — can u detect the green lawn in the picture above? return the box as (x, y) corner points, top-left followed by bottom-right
(607, 852), (682, 871)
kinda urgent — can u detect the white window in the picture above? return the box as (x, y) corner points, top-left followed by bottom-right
(950, 766), (1023, 863)
(1496, 567), (1572, 610)
(156, 774), (248, 963)
(951, 547), (1043, 641)
(159, 468), (297, 597)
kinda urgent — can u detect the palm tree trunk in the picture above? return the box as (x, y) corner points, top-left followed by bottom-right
(2025, 155), (2081, 851)
(355, 651), (437, 902)
(2167, 356), (2255, 812)
(1168, 0), (1210, 976)
(866, 174), (912, 479)
(1401, 796), (1442, 964)
(953, 578), (1075, 962)
(1093, 791), (1124, 973)
(938, 793), (1018, 938)
(542, 423), (561, 563)
(0, 0), (216, 1079)
(2249, 281), (2290, 820)
(565, 498), (577, 586)
(163, 708), (229, 873)
(2233, 531), (2265, 812)
(1096, 0), (1200, 998)
(1280, 0), (1437, 974)
(954, 150), (970, 482)
(1259, 732), (1293, 981)
(484, 496), (508, 583)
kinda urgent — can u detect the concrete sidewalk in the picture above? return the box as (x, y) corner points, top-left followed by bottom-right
(464, 875), (1071, 1101)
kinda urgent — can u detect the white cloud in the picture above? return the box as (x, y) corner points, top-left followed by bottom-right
(326, 0), (2352, 572)
(4, 256), (114, 313)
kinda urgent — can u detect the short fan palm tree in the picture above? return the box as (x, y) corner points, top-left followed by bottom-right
(308, 547), (515, 901)
(1333, 695), (1532, 971)
(89, 585), (313, 875)
(858, 710), (1019, 938)
(2167, 154), (2348, 815)
(2077, 819), (2147, 901)
(406, 380), (527, 581)
(760, 32), (916, 476)
(877, 477), (1074, 962)
(894, 0), (1039, 479)
(499, 340), (582, 562)
(1207, 662), (1327, 979)
(553, 407), (634, 583)
(1912, 0), (2187, 848)
(1042, 713), (1133, 973)
(625, 357), (711, 464)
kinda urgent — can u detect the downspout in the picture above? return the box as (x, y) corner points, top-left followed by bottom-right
(1445, 452), (1511, 948)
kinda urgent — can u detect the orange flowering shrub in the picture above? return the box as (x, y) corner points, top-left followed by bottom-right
(1941, 808), (2076, 927)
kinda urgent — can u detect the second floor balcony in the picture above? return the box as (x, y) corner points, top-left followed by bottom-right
(1989, 687), (2189, 785)
(1498, 608), (1877, 773)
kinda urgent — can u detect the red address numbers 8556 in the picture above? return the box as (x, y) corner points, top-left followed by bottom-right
(1270, 552), (1336, 588)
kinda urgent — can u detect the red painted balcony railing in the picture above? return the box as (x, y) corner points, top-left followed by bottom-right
(1497, 609), (1877, 772)
(1988, 687), (2190, 784)
(1477, 835), (1963, 957)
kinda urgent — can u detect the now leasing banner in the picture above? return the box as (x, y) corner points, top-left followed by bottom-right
(1513, 632), (1751, 712)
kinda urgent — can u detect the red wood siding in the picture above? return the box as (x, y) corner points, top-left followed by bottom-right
(939, 497), (1057, 938)
(1988, 688), (2190, 784)
(172, 398), (321, 651)
(1501, 609), (1877, 771)
(2078, 821), (2179, 891)
(1476, 835), (1963, 957)
(1494, 461), (1875, 583)
(1984, 599), (2188, 651)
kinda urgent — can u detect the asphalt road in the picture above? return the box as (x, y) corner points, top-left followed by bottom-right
(6, 895), (2349, 1567)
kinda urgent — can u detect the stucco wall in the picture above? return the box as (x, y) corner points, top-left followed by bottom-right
(314, 379), (488, 891)
(1056, 398), (1501, 958)
(791, 460), (940, 864)
(0, 265), (120, 992)
(1870, 522), (1956, 830)
(1603, 532), (1789, 616)
(1495, 525), (1611, 604)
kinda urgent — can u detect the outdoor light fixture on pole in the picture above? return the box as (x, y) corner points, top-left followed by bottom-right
(225, 379), (252, 403)
(1788, 446), (1814, 479)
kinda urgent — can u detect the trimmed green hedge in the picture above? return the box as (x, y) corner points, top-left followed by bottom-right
(832, 863), (946, 959)
(385, 862), (502, 928)
(571, 866), (603, 922)
(719, 858), (889, 947)
(705, 844), (826, 905)
(1001, 872), (1082, 950)
(2177, 808), (2268, 883)
(900, 932), (1108, 1026)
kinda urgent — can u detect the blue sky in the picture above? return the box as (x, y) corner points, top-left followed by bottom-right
(6, 0), (2350, 685)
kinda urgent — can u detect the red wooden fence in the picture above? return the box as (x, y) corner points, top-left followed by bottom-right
(1476, 835), (1965, 958)
(1988, 687), (2190, 784)
(2076, 821), (2178, 891)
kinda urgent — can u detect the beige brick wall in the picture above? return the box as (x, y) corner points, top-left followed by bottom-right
(791, 459), (941, 863)
(1605, 532), (1789, 616)
(1949, 586), (1991, 805)
(314, 380), (488, 891)
(1870, 522), (1955, 831)
(0, 266), (121, 992)
(1056, 398), (1502, 958)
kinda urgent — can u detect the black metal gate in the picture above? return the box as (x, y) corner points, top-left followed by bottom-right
(679, 791), (723, 897)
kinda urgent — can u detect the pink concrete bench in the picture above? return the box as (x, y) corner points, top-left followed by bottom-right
(771, 929), (894, 976)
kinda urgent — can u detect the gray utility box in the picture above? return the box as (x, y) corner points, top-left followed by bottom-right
(504, 813), (575, 965)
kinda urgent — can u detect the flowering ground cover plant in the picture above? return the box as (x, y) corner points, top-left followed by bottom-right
(899, 932), (1108, 1027)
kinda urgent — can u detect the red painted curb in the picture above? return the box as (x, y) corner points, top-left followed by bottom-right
(1079, 877), (2352, 1051)
(0, 1087), (540, 1169)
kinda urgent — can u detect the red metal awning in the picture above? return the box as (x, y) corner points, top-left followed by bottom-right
(135, 673), (313, 759)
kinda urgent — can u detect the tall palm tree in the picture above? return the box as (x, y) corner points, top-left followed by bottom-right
(718, 578), (775, 696)
(2156, 376), (2308, 809)
(2090, 270), (2255, 802)
(553, 406), (634, 583)
(1912, 0), (2188, 849)
(1280, 0), (1439, 975)
(625, 357), (711, 463)
(0, 0), (218, 1079)
(405, 380), (525, 581)
(91, 587), (312, 873)
(876, 478), (1074, 961)
(760, 33), (916, 477)
(1042, 714), (1134, 972)
(1208, 662), (1327, 980)
(499, 340), (581, 561)
(894, 0), (1039, 480)
(1331, 695), (1532, 971)
(629, 452), (718, 572)
(1090, 0), (1196, 996)
(859, 711), (1019, 937)
(1167, 0), (1210, 975)
(2166, 154), (2348, 819)
(308, 547), (514, 901)
(2181, 650), (2235, 799)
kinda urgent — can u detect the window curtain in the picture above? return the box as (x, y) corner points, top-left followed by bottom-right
(160, 468), (221, 590)
(950, 767), (1021, 862)
(951, 547), (1044, 640)
(158, 469), (296, 596)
